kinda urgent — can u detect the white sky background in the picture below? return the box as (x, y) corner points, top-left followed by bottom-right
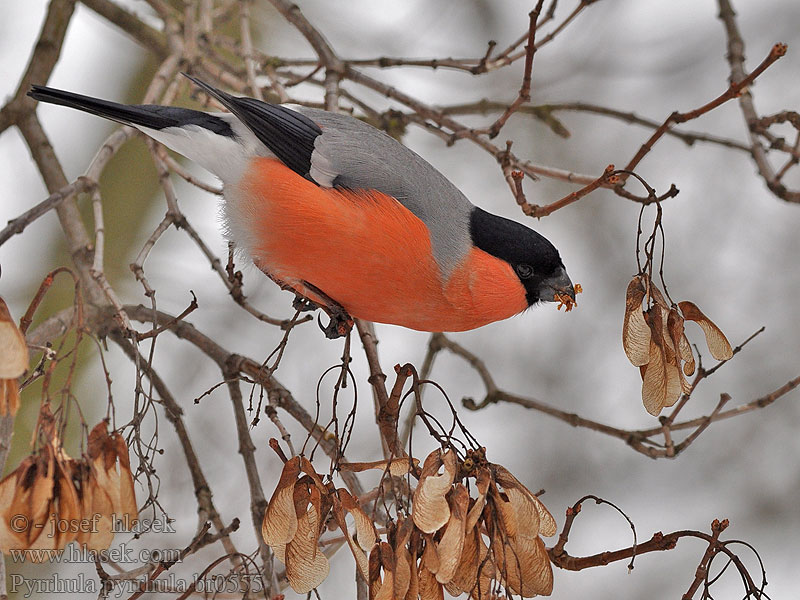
(2, 0), (800, 598)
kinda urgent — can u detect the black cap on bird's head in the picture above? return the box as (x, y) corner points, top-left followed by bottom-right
(469, 207), (574, 305)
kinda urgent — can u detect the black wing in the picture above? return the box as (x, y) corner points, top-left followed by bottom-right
(183, 74), (321, 178)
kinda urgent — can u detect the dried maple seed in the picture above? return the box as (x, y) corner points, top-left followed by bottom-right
(0, 297), (28, 417)
(622, 275), (651, 366)
(87, 422), (138, 530)
(554, 283), (582, 311)
(285, 484), (329, 594)
(412, 449), (456, 534)
(641, 306), (682, 415)
(332, 493), (370, 581)
(0, 297), (28, 380)
(678, 301), (733, 361)
(262, 456), (301, 547)
(434, 484), (469, 584)
(620, 274), (732, 415)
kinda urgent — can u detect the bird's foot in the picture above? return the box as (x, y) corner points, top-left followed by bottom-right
(318, 309), (354, 339)
(258, 270), (352, 338)
(292, 295), (318, 312)
(299, 280), (353, 339)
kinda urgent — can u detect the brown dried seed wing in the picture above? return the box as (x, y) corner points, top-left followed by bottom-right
(53, 458), (81, 550)
(491, 484), (518, 540)
(262, 456), (301, 547)
(435, 484), (469, 584)
(393, 518), (414, 600)
(0, 379), (20, 417)
(422, 536), (440, 574)
(418, 561), (445, 600)
(492, 528), (553, 597)
(369, 544), (381, 599)
(0, 464), (26, 551)
(112, 433), (138, 525)
(332, 493), (370, 581)
(0, 298), (28, 379)
(23, 451), (55, 547)
(374, 542), (395, 600)
(340, 456), (417, 476)
(285, 491), (329, 593)
(446, 524), (490, 596)
(667, 310), (693, 395)
(680, 333), (696, 376)
(404, 551), (419, 600)
(622, 276), (651, 366)
(340, 488), (377, 551)
(299, 457), (328, 493)
(493, 465), (557, 538)
(641, 307), (682, 415)
(641, 338), (682, 415)
(678, 301), (733, 361)
(647, 279), (670, 309)
(465, 467), (490, 533)
(80, 467), (115, 551)
(412, 449), (455, 534)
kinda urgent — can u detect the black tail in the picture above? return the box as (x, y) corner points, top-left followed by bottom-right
(27, 85), (235, 137)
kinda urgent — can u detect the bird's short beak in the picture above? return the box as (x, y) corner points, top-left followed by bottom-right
(540, 267), (575, 302)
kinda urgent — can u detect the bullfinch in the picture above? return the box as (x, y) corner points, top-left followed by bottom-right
(28, 75), (575, 337)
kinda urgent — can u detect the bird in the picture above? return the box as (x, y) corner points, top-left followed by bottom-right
(28, 75), (575, 338)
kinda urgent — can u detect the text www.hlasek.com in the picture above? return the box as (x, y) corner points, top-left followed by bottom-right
(7, 541), (182, 564)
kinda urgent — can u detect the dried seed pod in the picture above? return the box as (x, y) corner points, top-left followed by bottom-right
(492, 486), (518, 539)
(0, 379), (20, 417)
(679, 332), (695, 376)
(0, 455), (50, 552)
(492, 528), (553, 597)
(492, 464), (556, 538)
(622, 276), (651, 366)
(340, 457), (417, 476)
(340, 488), (377, 551)
(49, 455), (81, 553)
(333, 488), (374, 582)
(641, 305), (683, 415)
(0, 297), (28, 380)
(487, 464), (555, 597)
(371, 541), (396, 600)
(412, 449), (456, 534)
(369, 543), (382, 600)
(87, 422), (138, 530)
(678, 301), (733, 361)
(418, 558), (445, 600)
(0, 297), (27, 417)
(465, 467), (490, 533)
(285, 483), (329, 593)
(404, 545), (420, 600)
(392, 518), (414, 600)
(262, 456), (301, 547)
(74, 460), (115, 552)
(445, 526), (485, 596)
(435, 484), (469, 584)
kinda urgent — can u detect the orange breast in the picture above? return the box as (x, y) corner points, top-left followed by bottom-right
(235, 158), (528, 331)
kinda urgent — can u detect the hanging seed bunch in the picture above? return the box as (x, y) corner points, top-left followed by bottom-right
(0, 410), (138, 559)
(623, 204), (733, 415)
(262, 446), (555, 598)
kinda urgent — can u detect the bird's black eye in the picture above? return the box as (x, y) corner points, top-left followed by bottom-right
(515, 264), (534, 279)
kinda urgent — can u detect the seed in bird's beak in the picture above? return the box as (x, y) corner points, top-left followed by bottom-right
(555, 283), (581, 311)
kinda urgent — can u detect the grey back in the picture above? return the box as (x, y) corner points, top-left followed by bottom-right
(296, 107), (474, 278)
